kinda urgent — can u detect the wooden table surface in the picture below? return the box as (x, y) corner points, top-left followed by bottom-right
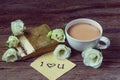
(0, 0), (120, 80)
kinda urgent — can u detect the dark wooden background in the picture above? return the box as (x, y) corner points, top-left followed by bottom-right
(0, 0), (120, 80)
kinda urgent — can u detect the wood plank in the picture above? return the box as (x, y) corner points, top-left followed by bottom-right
(0, 61), (120, 80)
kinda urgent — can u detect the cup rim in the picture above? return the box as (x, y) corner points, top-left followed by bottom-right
(65, 18), (103, 42)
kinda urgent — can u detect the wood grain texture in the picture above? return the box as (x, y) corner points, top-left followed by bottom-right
(0, 0), (120, 80)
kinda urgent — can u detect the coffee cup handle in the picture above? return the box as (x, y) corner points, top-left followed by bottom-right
(96, 36), (110, 49)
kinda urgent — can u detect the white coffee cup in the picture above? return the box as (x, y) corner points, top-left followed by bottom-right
(65, 18), (110, 51)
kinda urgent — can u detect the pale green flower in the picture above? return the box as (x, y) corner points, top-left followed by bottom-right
(53, 44), (71, 59)
(82, 48), (103, 68)
(6, 36), (19, 48)
(50, 29), (65, 42)
(2, 48), (19, 62)
(11, 19), (26, 36)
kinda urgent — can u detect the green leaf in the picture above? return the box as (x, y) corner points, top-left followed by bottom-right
(47, 31), (52, 38)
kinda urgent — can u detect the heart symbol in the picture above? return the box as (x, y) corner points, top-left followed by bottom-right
(47, 63), (56, 68)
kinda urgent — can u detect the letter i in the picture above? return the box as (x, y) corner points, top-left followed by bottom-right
(40, 62), (44, 66)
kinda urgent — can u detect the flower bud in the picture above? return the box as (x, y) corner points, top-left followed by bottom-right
(48, 29), (65, 42)
(53, 44), (71, 59)
(82, 48), (103, 68)
(2, 48), (19, 62)
(6, 36), (19, 48)
(11, 19), (26, 36)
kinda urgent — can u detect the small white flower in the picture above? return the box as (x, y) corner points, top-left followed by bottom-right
(11, 19), (26, 36)
(82, 48), (103, 68)
(50, 29), (65, 42)
(53, 44), (71, 59)
(2, 48), (19, 62)
(6, 36), (19, 48)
